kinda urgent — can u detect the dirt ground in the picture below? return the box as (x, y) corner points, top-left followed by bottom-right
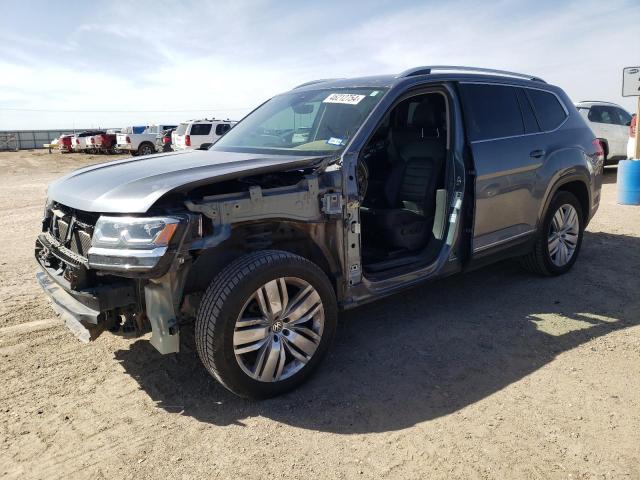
(0, 150), (638, 480)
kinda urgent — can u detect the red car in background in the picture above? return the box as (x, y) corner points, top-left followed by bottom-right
(94, 133), (119, 154)
(58, 134), (74, 153)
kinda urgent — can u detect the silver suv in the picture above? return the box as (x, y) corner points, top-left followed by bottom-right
(36, 66), (603, 398)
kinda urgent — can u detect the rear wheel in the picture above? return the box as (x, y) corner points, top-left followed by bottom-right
(138, 143), (154, 156)
(195, 250), (337, 399)
(520, 191), (584, 276)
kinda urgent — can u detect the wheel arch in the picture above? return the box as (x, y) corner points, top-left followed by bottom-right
(539, 174), (591, 228)
(184, 221), (342, 299)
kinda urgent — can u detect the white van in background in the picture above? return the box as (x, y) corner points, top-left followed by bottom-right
(172, 119), (236, 151)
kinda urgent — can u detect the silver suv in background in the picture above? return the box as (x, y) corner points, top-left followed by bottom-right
(576, 101), (633, 164)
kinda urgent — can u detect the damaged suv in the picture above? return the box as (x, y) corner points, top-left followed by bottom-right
(36, 66), (603, 398)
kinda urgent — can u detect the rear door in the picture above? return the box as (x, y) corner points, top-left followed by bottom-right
(459, 83), (545, 254)
(187, 123), (213, 148)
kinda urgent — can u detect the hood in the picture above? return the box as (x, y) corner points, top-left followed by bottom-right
(47, 149), (324, 213)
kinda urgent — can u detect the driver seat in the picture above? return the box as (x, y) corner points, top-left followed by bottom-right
(362, 100), (446, 251)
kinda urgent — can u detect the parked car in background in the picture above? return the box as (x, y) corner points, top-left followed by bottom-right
(58, 135), (74, 153)
(172, 119), (235, 151)
(156, 128), (175, 152)
(94, 133), (118, 154)
(36, 66), (603, 398)
(116, 124), (177, 156)
(112, 126), (147, 154)
(628, 113), (637, 159)
(86, 135), (98, 153)
(576, 101), (633, 165)
(73, 131), (105, 153)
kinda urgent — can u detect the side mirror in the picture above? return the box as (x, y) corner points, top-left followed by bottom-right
(197, 143), (213, 150)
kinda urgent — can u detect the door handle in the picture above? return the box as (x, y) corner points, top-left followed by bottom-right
(530, 149), (545, 158)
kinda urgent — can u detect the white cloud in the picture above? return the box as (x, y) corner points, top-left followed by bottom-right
(0, 0), (638, 130)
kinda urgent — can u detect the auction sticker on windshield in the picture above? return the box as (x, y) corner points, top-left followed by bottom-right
(323, 93), (365, 105)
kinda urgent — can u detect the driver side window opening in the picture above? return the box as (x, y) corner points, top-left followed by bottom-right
(358, 91), (451, 273)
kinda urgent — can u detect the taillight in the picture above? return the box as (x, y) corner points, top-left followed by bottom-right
(185, 135), (191, 147)
(593, 139), (605, 162)
(126, 136), (131, 143)
(631, 115), (637, 138)
(163, 137), (170, 144)
(76, 139), (79, 144)
(90, 137), (95, 144)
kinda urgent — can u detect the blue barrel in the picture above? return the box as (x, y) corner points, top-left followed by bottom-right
(618, 160), (640, 205)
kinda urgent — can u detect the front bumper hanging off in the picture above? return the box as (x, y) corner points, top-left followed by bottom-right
(35, 234), (138, 343)
(36, 270), (102, 342)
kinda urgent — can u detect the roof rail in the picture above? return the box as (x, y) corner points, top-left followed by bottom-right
(576, 100), (620, 105)
(397, 66), (546, 83)
(293, 78), (342, 89)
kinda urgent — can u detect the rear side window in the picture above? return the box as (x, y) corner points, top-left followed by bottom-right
(587, 106), (614, 124)
(590, 106), (633, 126)
(190, 124), (212, 136)
(215, 123), (231, 136)
(616, 108), (632, 125)
(459, 84), (524, 141)
(526, 89), (567, 131)
(516, 88), (540, 134)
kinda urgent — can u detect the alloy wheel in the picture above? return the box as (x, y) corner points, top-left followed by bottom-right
(547, 203), (580, 267)
(233, 277), (325, 382)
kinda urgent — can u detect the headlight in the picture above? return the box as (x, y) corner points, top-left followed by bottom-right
(87, 216), (181, 272)
(91, 216), (179, 249)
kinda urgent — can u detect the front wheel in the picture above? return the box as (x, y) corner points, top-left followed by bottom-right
(520, 191), (584, 276)
(195, 250), (337, 399)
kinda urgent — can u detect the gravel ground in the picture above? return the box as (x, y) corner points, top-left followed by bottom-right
(0, 150), (638, 480)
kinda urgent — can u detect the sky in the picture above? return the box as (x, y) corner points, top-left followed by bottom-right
(0, 0), (638, 130)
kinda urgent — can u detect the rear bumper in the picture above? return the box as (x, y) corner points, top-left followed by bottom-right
(116, 144), (133, 150)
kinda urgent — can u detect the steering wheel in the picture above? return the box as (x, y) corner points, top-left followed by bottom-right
(258, 133), (288, 147)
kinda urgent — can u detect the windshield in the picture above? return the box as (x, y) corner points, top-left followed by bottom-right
(212, 87), (387, 156)
(176, 123), (188, 135)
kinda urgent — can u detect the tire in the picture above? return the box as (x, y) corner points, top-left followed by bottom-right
(138, 143), (154, 156)
(520, 191), (584, 276)
(195, 250), (337, 399)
